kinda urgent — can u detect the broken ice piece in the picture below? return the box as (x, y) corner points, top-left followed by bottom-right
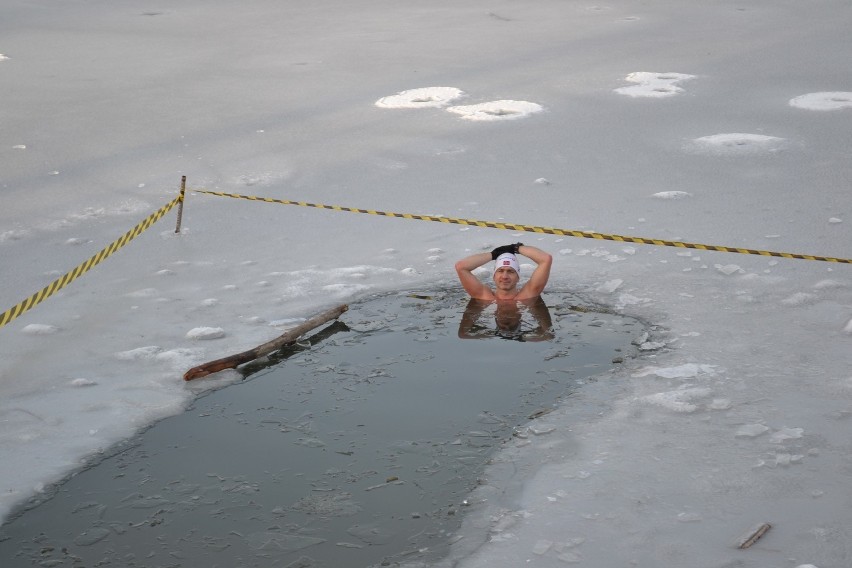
(735, 424), (769, 438)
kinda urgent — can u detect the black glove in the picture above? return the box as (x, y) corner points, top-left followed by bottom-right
(491, 242), (523, 260)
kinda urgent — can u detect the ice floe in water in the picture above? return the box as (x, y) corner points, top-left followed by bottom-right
(689, 133), (786, 154)
(446, 100), (543, 121)
(789, 91), (852, 111)
(614, 72), (695, 98)
(375, 87), (465, 108)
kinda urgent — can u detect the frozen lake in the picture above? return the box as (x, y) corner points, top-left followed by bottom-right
(1, 1), (850, 567)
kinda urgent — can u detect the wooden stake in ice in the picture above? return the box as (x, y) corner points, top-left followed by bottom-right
(174, 176), (186, 234)
(183, 304), (348, 380)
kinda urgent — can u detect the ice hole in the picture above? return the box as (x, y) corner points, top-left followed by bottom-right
(0, 289), (647, 568)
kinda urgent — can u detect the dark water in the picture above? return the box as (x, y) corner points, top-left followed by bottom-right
(0, 290), (644, 568)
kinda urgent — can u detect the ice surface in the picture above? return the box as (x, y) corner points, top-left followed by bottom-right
(1, 1), (851, 567)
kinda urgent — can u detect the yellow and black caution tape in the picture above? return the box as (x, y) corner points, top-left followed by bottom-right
(193, 189), (851, 264)
(0, 195), (182, 330)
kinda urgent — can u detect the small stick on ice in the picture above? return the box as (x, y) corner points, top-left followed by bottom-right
(736, 522), (771, 549)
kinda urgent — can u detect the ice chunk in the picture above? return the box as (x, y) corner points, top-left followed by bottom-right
(769, 427), (804, 443)
(21, 324), (60, 335)
(735, 424), (769, 438)
(186, 327), (225, 340)
(641, 387), (712, 413)
(597, 279), (623, 293)
(781, 292), (817, 306)
(633, 363), (716, 379)
(245, 531), (326, 552)
(715, 264), (744, 275)
(115, 346), (163, 360)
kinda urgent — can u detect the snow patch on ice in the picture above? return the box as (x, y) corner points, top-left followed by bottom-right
(812, 279), (847, 290)
(375, 87), (465, 109)
(735, 423), (769, 438)
(596, 279), (623, 294)
(21, 324), (60, 335)
(690, 133), (786, 155)
(615, 293), (652, 309)
(234, 171), (288, 187)
(1, 229), (30, 242)
(769, 427), (804, 443)
(69, 378), (98, 387)
(715, 263), (744, 276)
(780, 292), (818, 306)
(651, 191), (691, 199)
(789, 91), (852, 111)
(115, 346), (204, 369)
(115, 346), (164, 361)
(633, 363), (717, 379)
(640, 387), (712, 413)
(614, 72), (695, 98)
(186, 327), (226, 340)
(125, 288), (159, 298)
(446, 100), (543, 121)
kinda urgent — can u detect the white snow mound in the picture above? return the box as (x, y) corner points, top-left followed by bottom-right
(446, 100), (543, 121)
(375, 87), (465, 109)
(789, 91), (852, 111)
(614, 72), (695, 98)
(186, 327), (226, 340)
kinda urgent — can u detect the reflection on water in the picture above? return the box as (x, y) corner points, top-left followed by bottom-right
(458, 297), (555, 342)
(0, 290), (645, 568)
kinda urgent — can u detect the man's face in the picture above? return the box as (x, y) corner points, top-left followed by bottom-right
(493, 266), (520, 291)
